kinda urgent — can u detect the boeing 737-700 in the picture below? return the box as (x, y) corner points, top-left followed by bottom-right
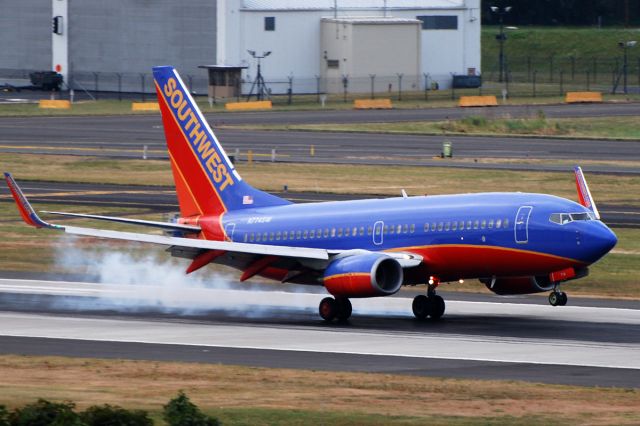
(4, 66), (617, 321)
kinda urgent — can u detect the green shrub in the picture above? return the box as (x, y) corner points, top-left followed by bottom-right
(8, 399), (82, 426)
(0, 405), (9, 426)
(163, 391), (220, 426)
(80, 404), (153, 426)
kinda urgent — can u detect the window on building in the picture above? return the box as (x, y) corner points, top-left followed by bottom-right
(327, 59), (340, 69)
(417, 15), (458, 30)
(264, 16), (275, 31)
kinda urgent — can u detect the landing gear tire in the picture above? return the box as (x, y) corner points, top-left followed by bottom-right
(549, 291), (568, 307)
(429, 295), (446, 320)
(412, 294), (446, 320)
(336, 297), (353, 321)
(412, 295), (429, 319)
(319, 297), (338, 321)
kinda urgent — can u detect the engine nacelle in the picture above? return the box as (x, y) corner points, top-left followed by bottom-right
(323, 253), (403, 298)
(481, 276), (554, 295)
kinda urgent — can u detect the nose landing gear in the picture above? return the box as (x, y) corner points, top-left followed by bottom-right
(548, 290), (568, 306)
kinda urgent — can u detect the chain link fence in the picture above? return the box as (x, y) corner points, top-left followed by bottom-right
(1, 55), (639, 104)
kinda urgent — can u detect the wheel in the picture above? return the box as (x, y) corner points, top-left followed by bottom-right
(319, 297), (337, 321)
(429, 295), (446, 320)
(548, 292), (559, 306)
(336, 298), (352, 321)
(412, 295), (429, 319)
(558, 292), (568, 306)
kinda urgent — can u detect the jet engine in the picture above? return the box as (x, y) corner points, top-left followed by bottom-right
(481, 276), (554, 295)
(323, 252), (403, 298)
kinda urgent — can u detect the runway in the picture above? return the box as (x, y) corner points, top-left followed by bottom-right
(1, 180), (638, 228)
(0, 278), (638, 387)
(1, 114), (639, 174)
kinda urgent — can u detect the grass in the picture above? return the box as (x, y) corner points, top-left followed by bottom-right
(239, 115), (640, 140)
(3, 153), (640, 207)
(248, 110), (637, 138)
(0, 355), (639, 425)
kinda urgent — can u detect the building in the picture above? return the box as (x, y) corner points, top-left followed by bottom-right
(0, 0), (480, 95)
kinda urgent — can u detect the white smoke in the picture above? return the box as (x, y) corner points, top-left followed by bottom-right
(53, 235), (413, 319)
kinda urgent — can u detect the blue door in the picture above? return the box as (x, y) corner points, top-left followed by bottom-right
(515, 206), (532, 244)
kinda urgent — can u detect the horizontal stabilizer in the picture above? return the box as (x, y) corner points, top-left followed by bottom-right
(42, 211), (201, 233)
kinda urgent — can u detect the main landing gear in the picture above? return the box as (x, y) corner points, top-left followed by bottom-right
(548, 290), (568, 306)
(412, 284), (445, 320)
(319, 297), (352, 322)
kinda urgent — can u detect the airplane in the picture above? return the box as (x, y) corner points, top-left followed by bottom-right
(4, 66), (617, 322)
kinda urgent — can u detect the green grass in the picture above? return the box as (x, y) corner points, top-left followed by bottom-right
(240, 115), (640, 140)
(482, 26), (640, 66)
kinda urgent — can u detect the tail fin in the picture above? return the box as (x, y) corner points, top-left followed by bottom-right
(152, 66), (290, 217)
(574, 166), (600, 220)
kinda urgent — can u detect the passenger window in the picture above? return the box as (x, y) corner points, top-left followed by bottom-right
(303, 230), (308, 239)
(488, 220), (494, 229)
(389, 225), (395, 234)
(367, 226), (372, 236)
(384, 225), (389, 235)
(337, 228), (343, 237)
(424, 223), (429, 232)
(496, 219), (502, 228)
(344, 228), (350, 237)
(276, 231), (281, 240)
(331, 228), (336, 237)
(269, 232), (274, 241)
(256, 233), (261, 242)
(317, 229), (322, 238)
(481, 220), (486, 229)
(503, 219), (509, 228)
(473, 220), (479, 230)
(444, 222), (450, 231)
(459, 221), (464, 230)
(410, 224), (415, 233)
(323, 228), (329, 238)
(359, 227), (364, 236)
(243, 233), (248, 242)
(467, 220), (472, 230)
(437, 222), (443, 231)
(263, 232), (268, 241)
(310, 229), (315, 239)
(353, 227), (358, 236)
(431, 223), (436, 231)
(296, 230), (302, 239)
(452, 221), (458, 231)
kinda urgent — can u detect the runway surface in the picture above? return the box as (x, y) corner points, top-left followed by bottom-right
(0, 278), (638, 388)
(1, 180), (638, 228)
(1, 113), (639, 174)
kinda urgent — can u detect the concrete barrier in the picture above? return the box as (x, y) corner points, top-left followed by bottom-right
(354, 98), (393, 109)
(458, 96), (498, 107)
(565, 92), (603, 103)
(38, 100), (71, 109)
(225, 100), (272, 111)
(131, 102), (160, 111)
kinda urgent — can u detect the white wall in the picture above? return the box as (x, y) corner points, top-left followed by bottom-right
(220, 0), (481, 93)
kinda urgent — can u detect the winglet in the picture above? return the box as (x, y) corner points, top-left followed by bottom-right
(3, 173), (61, 229)
(574, 166), (600, 220)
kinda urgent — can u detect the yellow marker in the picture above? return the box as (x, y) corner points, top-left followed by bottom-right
(310, 145), (315, 157)
(247, 150), (253, 165)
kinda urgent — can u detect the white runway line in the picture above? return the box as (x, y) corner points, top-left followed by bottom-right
(1, 278), (639, 370)
(0, 311), (638, 370)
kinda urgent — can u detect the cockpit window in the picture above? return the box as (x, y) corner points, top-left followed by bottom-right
(550, 212), (596, 225)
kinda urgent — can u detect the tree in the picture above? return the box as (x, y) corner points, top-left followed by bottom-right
(163, 391), (220, 426)
(80, 404), (153, 426)
(0, 405), (9, 426)
(8, 399), (83, 426)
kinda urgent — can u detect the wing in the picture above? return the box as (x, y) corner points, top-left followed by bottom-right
(4, 173), (422, 283)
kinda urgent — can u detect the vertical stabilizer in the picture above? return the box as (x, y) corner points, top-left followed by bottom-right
(152, 66), (290, 217)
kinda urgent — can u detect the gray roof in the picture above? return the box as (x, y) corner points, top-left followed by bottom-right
(242, 0), (466, 11)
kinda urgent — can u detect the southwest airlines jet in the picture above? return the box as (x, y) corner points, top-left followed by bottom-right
(4, 66), (617, 322)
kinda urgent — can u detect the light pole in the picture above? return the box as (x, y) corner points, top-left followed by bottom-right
(618, 41), (637, 95)
(490, 5), (512, 83)
(246, 50), (271, 101)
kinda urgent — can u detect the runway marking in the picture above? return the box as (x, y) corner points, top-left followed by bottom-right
(0, 312), (638, 371)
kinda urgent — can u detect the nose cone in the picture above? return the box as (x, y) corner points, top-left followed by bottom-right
(584, 224), (617, 263)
